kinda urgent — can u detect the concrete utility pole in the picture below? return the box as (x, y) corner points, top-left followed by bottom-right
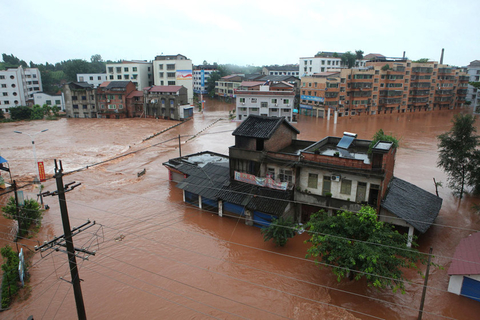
(418, 247), (433, 320)
(12, 180), (22, 241)
(14, 129), (48, 184)
(53, 160), (87, 320)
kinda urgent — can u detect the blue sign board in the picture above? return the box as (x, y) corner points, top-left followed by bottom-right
(301, 95), (324, 103)
(201, 69), (205, 88)
(300, 104), (313, 110)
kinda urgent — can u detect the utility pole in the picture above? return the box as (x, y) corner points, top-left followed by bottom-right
(418, 247), (433, 320)
(178, 134), (182, 157)
(12, 180), (21, 241)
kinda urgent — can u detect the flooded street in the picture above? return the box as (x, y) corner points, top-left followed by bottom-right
(1, 98), (480, 319)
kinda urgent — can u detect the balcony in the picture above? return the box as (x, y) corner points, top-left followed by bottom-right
(412, 67), (433, 73)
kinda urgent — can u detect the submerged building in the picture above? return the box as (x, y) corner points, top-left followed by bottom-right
(164, 115), (442, 239)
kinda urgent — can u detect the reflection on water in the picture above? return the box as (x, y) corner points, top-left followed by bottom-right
(0, 102), (479, 319)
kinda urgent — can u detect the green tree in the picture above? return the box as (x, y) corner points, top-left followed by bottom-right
(206, 71), (222, 98)
(261, 217), (297, 247)
(2, 197), (43, 237)
(306, 206), (427, 292)
(437, 113), (480, 198)
(30, 104), (44, 120)
(332, 52), (339, 58)
(62, 59), (92, 82)
(0, 108), (4, 119)
(355, 50), (364, 60)
(1, 245), (20, 308)
(381, 64), (390, 71)
(9, 106), (32, 120)
(1, 53), (27, 68)
(341, 51), (356, 68)
(413, 58), (429, 63)
(469, 81), (480, 90)
(368, 128), (399, 153)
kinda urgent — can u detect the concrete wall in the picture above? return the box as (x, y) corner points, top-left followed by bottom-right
(448, 274), (480, 295)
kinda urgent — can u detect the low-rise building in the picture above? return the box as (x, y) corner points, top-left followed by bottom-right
(153, 54), (193, 104)
(215, 74), (244, 98)
(262, 65), (299, 77)
(126, 91), (144, 118)
(0, 66), (42, 114)
(143, 85), (193, 120)
(193, 65), (217, 94)
(164, 115), (442, 236)
(33, 92), (65, 111)
(300, 52), (367, 77)
(63, 82), (97, 118)
(106, 61), (152, 90)
(467, 60), (480, 114)
(77, 73), (107, 88)
(96, 81), (136, 119)
(235, 85), (295, 122)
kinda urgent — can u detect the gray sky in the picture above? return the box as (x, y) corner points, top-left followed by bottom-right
(2, 0), (478, 67)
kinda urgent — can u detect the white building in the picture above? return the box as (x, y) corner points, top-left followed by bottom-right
(153, 54), (193, 104)
(262, 66), (299, 77)
(193, 65), (217, 94)
(106, 61), (152, 90)
(0, 66), (42, 114)
(77, 73), (107, 88)
(467, 60), (480, 114)
(299, 52), (367, 77)
(235, 85), (295, 122)
(33, 92), (66, 111)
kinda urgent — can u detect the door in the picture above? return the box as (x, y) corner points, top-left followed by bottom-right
(322, 176), (331, 196)
(461, 277), (480, 302)
(368, 184), (380, 206)
(356, 182), (367, 203)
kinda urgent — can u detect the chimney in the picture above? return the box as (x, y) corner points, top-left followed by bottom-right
(403, 51), (405, 59)
(440, 48), (444, 64)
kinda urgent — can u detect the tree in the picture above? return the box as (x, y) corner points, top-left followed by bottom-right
(261, 217), (297, 247)
(332, 52), (339, 58)
(437, 113), (480, 198)
(62, 59), (92, 81)
(355, 50), (364, 60)
(368, 128), (399, 153)
(413, 58), (429, 63)
(469, 81), (480, 90)
(0, 108), (4, 119)
(1, 245), (20, 308)
(381, 64), (390, 71)
(305, 206), (427, 293)
(206, 71), (221, 98)
(2, 197), (43, 237)
(341, 51), (356, 68)
(9, 106), (32, 120)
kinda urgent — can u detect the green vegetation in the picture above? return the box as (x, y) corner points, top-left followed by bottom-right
(368, 129), (399, 153)
(381, 64), (390, 71)
(413, 58), (429, 63)
(341, 51), (357, 68)
(261, 217), (297, 247)
(355, 50), (364, 60)
(437, 113), (480, 198)
(1, 245), (20, 308)
(2, 197), (43, 238)
(7, 104), (60, 121)
(305, 206), (428, 293)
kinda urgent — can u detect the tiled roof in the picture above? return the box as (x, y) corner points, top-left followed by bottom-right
(145, 85), (184, 93)
(127, 91), (143, 98)
(240, 81), (264, 87)
(176, 162), (230, 200)
(235, 90), (295, 96)
(448, 232), (480, 275)
(254, 75), (299, 82)
(232, 115), (299, 139)
(264, 66), (299, 71)
(69, 82), (94, 89)
(381, 177), (442, 233)
(100, 81), (131, 89)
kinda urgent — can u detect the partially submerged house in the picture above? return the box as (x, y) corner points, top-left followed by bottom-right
(163, 115), (442, 232)
(448, 232), (480, 302)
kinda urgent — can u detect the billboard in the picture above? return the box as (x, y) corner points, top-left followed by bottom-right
(301, 95), (324, 103)
(176, 70), (192, 81)
(38, 161), (46, 182)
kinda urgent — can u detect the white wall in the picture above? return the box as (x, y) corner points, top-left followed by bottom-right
(153, 58), (193, 104)
(448, 274), (480, 295)
(33, 92), (65, 110)
(77, 73), (107, 88)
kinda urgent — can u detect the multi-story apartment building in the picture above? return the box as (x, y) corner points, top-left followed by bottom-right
(126, 91), (144, 118)
(0, 66), (42, 114)
(152, 54), (193, 104)
(143, 85), (193, 120)
(262, 65), (300, 77)
(299, 59), (469, 118)
(33, 92), (65, 111)
(193, 65), (217, 94)
(63, 82), (97, 118)
(467, 60), (480, 114)
(215, 74), (244, 98)
(77, 73), (108, 88)
(96, 81), (136, 119)
(235, 84), (295, 122)
(299, 51), (367, 77)
(106, 61), (152, 90)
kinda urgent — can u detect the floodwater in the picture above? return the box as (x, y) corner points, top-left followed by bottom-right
(1, 98), (480, 319)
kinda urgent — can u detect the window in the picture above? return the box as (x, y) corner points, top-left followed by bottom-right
(118, 95), (122, 99)
(83, 105), (87, 109)
(98, 76), (102, 80)
(167, 64), (175, 70)
(109, 75), (114, 80)
(271, 98), (277, 104)
(133, 67), (137, 72)
(251, 98), (257, 103)
(101, 104), (105, 109)
(283, 99), (289, 104)
(82, 96), (86, 100)
(89, 76), (93, 80)
(90, 95), (94, 100)
(239, 98), (245, 103)
(116, 67), (121, 73)
(124, 75), (129, 79)
(340, 179), (352, 195)
(0, 75), (4, 79)
(72, 96), (78, 100)
(158, 64), (163, 70)
(261, 102), (268, 108)
(73, 104), (79, 109)
(168, 81), (175, 85)
(108, 67), (113, 73)
(159, 72), (164, 78)
(2, 92), (8, 96)
(322, 176), (331, 195)
(308, 173), (318, 189)
(124, 67), (129, 72)
(267, 167), (275, 180)
(167, 72), (175, 78)
(79, 76), (84, 81)
(117, 75), (122, 80)
(108, 104), (116, 109)
(119, 104), (123, 109)
(54, 99), (61, 105)
(46, 100), (52, 105)
(279, 169), (293, 183)
(132, 74), (138, 79)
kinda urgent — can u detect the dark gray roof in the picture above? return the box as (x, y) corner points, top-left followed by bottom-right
(69, 82), (94, 89)
(176, 163), (230, 199)
(381, 177), (443, 233)
(264, 65), (299, 71)
(254, 75), (299, 82)
(217, 181), (292, 216)
(232, 115), (300, 139)
(106, 81), (131, 89)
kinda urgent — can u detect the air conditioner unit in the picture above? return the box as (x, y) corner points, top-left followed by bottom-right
(331, 175), (341, 181)
(241, 103), (245, 105)
(274, 104), (278, 107)
(107, 99), (110, 102)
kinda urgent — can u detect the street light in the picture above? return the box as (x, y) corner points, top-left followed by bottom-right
(14, 129), (48, 184)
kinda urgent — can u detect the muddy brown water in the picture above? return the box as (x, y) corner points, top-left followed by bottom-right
(1, 98), (480, 319)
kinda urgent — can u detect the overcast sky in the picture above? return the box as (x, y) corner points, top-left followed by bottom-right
(2, 0), (479, 67)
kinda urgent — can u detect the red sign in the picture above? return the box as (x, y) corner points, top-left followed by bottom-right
(37, 161), (46, 182)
